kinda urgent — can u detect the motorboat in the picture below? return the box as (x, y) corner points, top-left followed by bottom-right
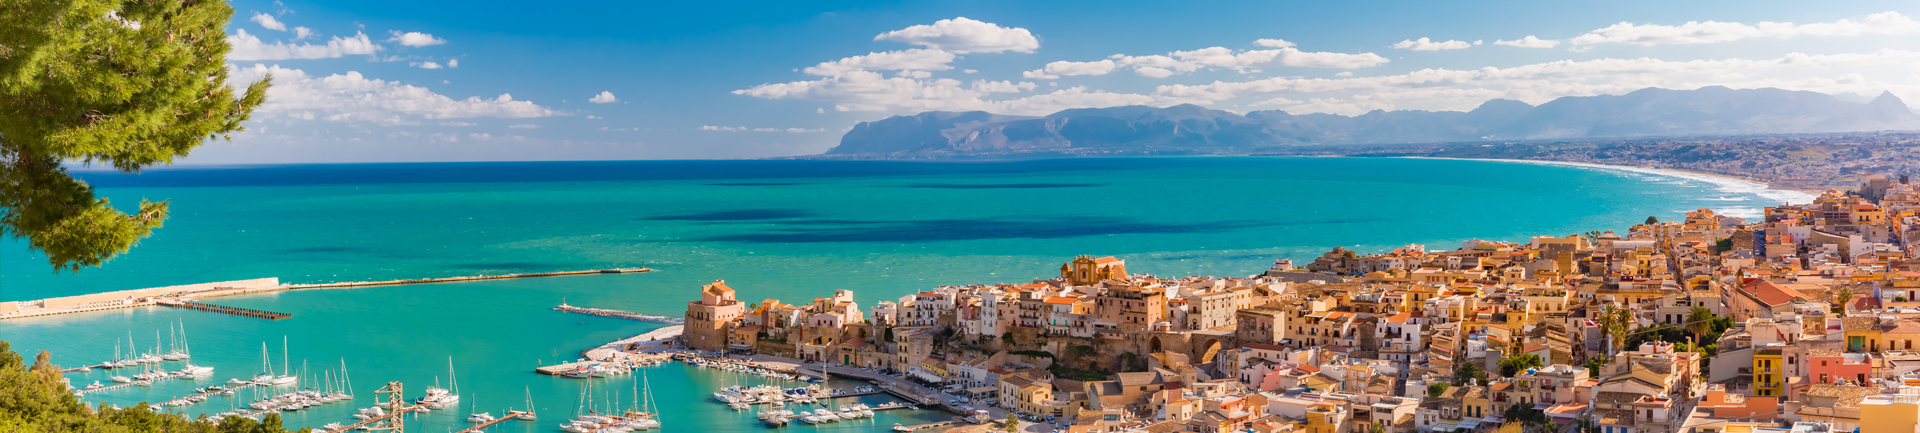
(85, 381), (103, 390)
(182, 364), (214, 375)
(111, 375), (132, 383)
(466, 412), (494, 423)
(893, 423), (914, 432)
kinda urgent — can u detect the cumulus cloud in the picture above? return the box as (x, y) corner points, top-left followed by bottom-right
(873, 17), (1039, 53)
(1021, 60), (1116, 79)
(1392, 37), (1473, 51)
(293, 26), (315, 39)
(509, 124), (538, 129)
(1494, 36), (1560, 48)
(589, 91), (618, 103)
(1148, 49), (1920, 113)
(411, 61), (443, 69)
(387, 31), (447, 47)
(804, 49), (957, 76)
(447, 59), (458, 68)
(230, 64), (563, 125)
(1104, 46), (1390, 76)
(1573, 11), (1920, 46)
(251, 13), (286, 31)
(227, 30), (381, 60)
(1253, 39), (1296, 48)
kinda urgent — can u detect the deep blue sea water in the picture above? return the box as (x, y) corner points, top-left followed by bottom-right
(0, 157), (1805, 431)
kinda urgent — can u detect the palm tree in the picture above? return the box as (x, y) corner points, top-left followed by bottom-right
(1834, 287), (1855, 313)
(1595, 304), (1632, 357)
(1685, 306), (1715, 348)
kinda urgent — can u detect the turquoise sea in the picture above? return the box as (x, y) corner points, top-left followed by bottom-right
(0, 157), (1804, 431)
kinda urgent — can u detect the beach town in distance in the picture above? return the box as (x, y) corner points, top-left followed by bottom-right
(11, 1), (1920, 433)
(10, 171), (1920, 433)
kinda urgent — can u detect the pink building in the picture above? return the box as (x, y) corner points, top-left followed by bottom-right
(1807, 350), (1875, 385)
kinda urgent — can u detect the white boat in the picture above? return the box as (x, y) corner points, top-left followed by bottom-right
(182, 364), (214, 375)
(272, 336), (297, 385)
(799, 415), (823, 424)
(519, 387), (537, 420)
(467, 412), (494, 423)
(111, 376), (132, 383)
(85, 381), (104, 389)
(893, 423), (913, 432)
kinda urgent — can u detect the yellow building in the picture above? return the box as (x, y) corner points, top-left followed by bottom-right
(1858, 393), (1920, 433)
(1753, 346), (1783, 397)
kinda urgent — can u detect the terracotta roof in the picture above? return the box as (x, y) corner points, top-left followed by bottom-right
(1045, 297), (1079, 305)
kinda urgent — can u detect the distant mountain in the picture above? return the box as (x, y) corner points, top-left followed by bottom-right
(823, 86), (1920, 157)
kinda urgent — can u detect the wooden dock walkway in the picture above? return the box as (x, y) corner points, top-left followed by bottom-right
(320, 405), (420, 433)
(157, 299), (291, 320)
(451, 411), (527, 433)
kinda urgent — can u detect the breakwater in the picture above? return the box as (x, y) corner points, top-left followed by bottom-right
(157, 300), (291, 320)
(553, 303), (683, 324)
(1, 268), (651, 320)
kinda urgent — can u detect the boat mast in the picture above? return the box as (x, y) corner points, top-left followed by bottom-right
(448, 356), (459, 396)
(281, 336), (290, 378)
(342, 359), (354, 397)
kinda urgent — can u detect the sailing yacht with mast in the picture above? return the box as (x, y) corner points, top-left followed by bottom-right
(179, 323), (213, 375)
(253, 343), (275, 383)
(466, 391), (494, 423)
(518, 387), (536, 421)
(418, 357), (460, 406)
(270, 337), (298, 385)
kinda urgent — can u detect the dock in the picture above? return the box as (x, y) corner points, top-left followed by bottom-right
(157, 299), (291, 320)
(897, 420), (960, 431)
(320, 405), (421, 433)
(451, 411), (527, 433)
(535, 353), (672, 376)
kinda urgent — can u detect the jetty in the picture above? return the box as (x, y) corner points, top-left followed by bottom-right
(895, 420), (959, 431)
(451, 411), (527, 433)
(554, 303), (684, 324)
(157, 299), (291, 320)
(1, 268), (652, 321)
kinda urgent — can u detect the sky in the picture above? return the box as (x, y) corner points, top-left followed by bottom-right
(180, 0), (1920, 163)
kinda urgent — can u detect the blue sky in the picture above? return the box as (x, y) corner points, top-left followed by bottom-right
(189, 0), (1920, 163)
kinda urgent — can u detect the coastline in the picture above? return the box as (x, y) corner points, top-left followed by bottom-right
(1401, 156), (1818, 205)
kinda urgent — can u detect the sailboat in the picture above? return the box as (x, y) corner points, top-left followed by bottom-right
(253, 343), (275, 383)
(271, 337), (297, 385)
(418, 357), (460, 406)
(163, 322), (190, 360)
(179, 323), (212, 375)
(465, 390), (493, 423)
(518, 387), (536, 421)
(337, 359), (355, 400)
(625, 373), (662, 430)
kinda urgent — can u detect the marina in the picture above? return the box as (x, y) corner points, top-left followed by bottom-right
(552, 303), (683, 324)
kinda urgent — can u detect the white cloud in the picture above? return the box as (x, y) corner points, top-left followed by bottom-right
(589, 91), (618, 103)
(387, 31), (447, 47)
(227, 30), (381, 60)
(411, 61), (443, 69)
(1494, 36), (1560, 48)
(1150, 49), (1920, 113)
(1392, 37), (1473, 51)
(1022, 60), (1116, 79)
(251, 13), (286, 31)
(1335, 71), (1353, 77)
(468, 133), (489, 140)
(230, 64), (564, 125)
(1572, 11), (1920, 46)
(509, 124), (538, 129)
(873, 17), (1039, 53)
(441, 121), (474, 126)
(293, 27), (315, 39)
(1253, 39), (1296, 48)
(963, 69), (978, 74)
(1134, 67), (1173, 78)
(1107, 46), (1390, 75)
(970, 80), (1037, 94)
(584, 115), (601, 120)
(701, 125), (827, 132)
(804, 49), (956, 76)
(447, 59), (458, 68)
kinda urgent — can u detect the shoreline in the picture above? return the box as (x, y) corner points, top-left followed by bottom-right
(1401, 156), (1819, 205)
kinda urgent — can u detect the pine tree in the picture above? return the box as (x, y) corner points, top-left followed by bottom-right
(1, 0), (269, 271)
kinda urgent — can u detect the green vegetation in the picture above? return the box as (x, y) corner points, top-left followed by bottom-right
(1583, 355), (1610, 374)
(1010, 350), (1054, 359)
(1451, 361), (1485, 386)
(1004, 413), (1019, 432)
(1503, 404), (1550, 430)
(2, 0), (270, 271)
(1118, 352), (1149, 372)
(0, 341), (302, 432)
(1046, 364), (1111, 382)
(1497, 353), (1544, 377)
(1426, 382), (1449, 397)
(1645, 216), (1659, 225)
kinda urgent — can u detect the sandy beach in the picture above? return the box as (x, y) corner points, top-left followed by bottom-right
(1402, 157), (1819, 205)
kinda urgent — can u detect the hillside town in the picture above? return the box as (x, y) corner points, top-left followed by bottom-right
(683, 175), (1920, 433)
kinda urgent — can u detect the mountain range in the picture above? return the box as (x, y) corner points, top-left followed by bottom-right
(823, 86), (1920, 157)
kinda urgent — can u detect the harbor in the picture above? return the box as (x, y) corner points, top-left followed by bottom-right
(553, 303), (683, 324)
